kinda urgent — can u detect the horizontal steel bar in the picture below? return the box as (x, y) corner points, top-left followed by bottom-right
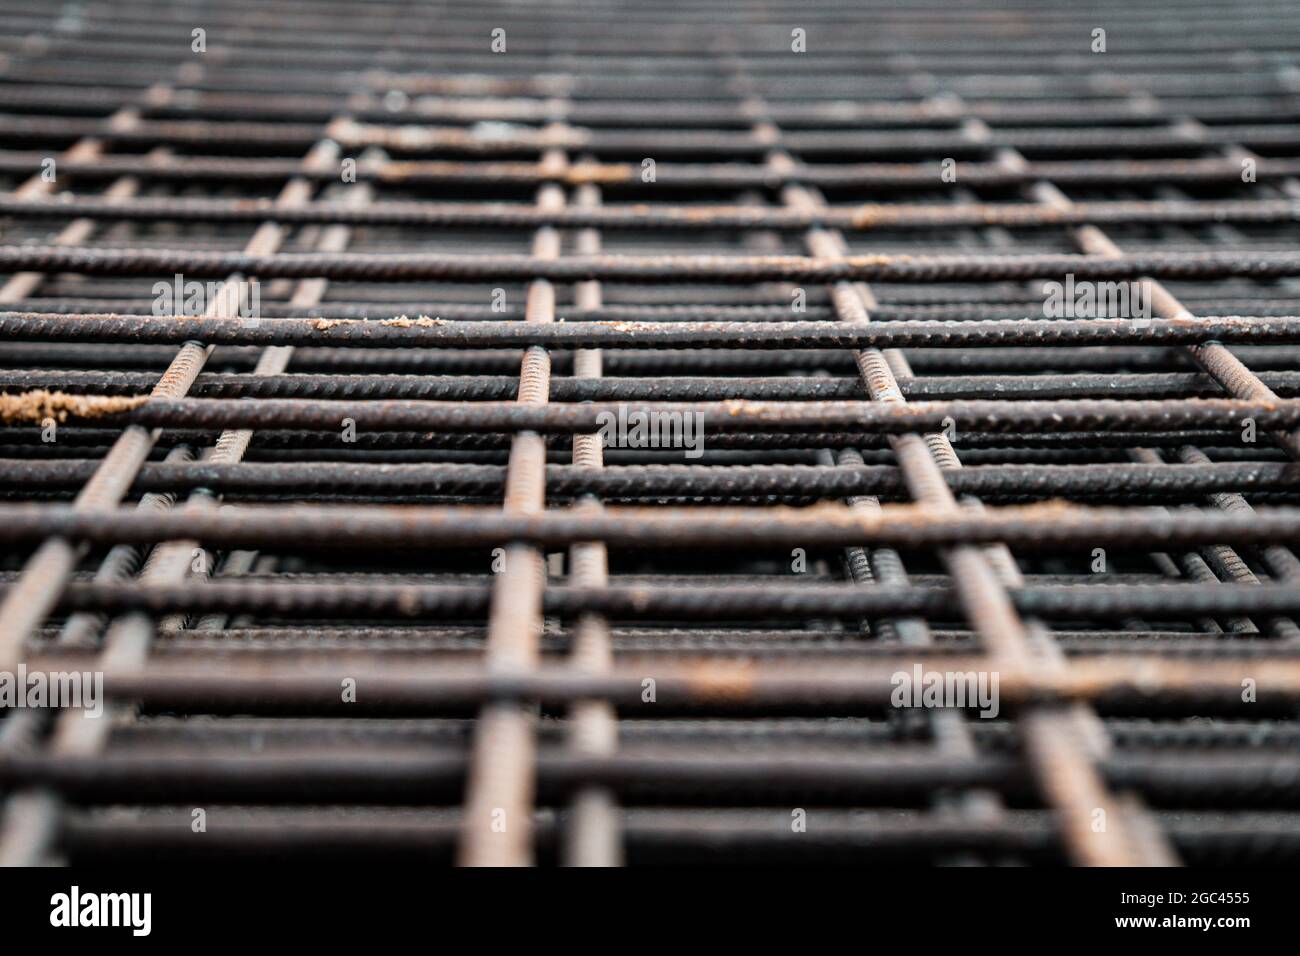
(52, 809), (1300, 863)
(2, 459), (1297, 500)
(4, 194), (1300, 232)
(2, 150), (1297, 188)
(7, 427), (1252, 453)
(29, 631), (1300, 659)
(0, 501), (1297, 550)
(17, 580), (1300, 620)
(2, 246), (1300, 283)
(1, 749), (1295, 804)
(6, 368), (1300, 402)
(3, 395), (1293, 434)
(4, 315), (1297, 349)
(10, 341), (1297, 376)
(10, 655), (1300, 709)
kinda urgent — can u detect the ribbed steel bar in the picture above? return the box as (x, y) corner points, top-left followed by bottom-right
(7, 314), (1296, 348)
(5, 149), (1299, 188)
(762, 103), (1158, 862)
(14, 368), (1300, 402)
(2, 0), (1299, 868)
(9, 194), (1300, 231)
(0, 78), (184, 865)
(951, 94), (1300, 631)
(3, 396), (1290, 434)
(0, 131), (370, 865)
(7, 654), (1299, 709)
(459, 146), (566, 867)
(0, 76), (214, 673)
(1, 246), (1300, 284)
(739, 65), (1009, 848)
(562, 175), (621, 866)
(1, 500), (1299, 550)
(4, 151), (1300, 189)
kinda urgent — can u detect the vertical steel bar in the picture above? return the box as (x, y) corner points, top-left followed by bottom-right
(459, 137), (568, 867)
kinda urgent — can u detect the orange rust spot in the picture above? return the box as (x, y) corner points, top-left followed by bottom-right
(396, 590), (423, 616)
(566, 163), (633, 185)
(379, 314), (447, 328)
(849, 205), (885, 229)
(0, 389), (148, 424)
(684, 660), (757, 702)
(594, 321), (650, 334)
(844, 253), (905, 266)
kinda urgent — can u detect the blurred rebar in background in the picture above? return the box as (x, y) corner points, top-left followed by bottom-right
(1, 0), (1300, 866)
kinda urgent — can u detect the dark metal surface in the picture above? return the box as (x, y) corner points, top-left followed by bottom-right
(1, 0), (1299, 866)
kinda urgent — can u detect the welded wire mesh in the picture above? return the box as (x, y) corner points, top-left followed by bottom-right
(0, 0), (1299, 865)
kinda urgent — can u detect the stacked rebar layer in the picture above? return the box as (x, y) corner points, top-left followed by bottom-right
(0, 0), (1299, 866)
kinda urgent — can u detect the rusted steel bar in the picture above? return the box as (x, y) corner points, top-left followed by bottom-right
(2, 245), (1300, 283)
(4, 151), (1300, 189)
(14, 368), (1300, 402)
(6, 655), (1300, 710)
(1, 749), (1299, 804)
(459, 150), (565, 867)
(5, 314), (1297, 351)
(4, 0), (1300, 869)
(2, 395), (1291, 434)
(6, 194), (1300, 232)
(0, 131), (378, 865)
(0, 501), (1298, 551)
(562, 176), (622, 866)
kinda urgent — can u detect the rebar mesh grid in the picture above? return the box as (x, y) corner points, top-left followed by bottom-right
(0, 0), (1299, 866)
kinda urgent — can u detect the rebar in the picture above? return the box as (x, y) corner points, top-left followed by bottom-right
(0, 0), (1299, 867)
